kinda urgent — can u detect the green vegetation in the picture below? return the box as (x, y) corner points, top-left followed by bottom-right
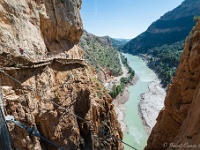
(109, 54), (135, 98)
(120, 1), (200, 88)
(80, 31), (135, 98)
(109, 84), (124, 99)
(122, 16), (194, 54)
(146, 40), (184, 87)
(120, 54), (135, 82)
(80, 31), (122, 76)
(86, 46), (122, 75)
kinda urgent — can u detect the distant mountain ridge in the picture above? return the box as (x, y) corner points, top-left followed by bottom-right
(123, 0), (200, 54)
(111, 38), (130, 50)
(112, 38), (130, 42)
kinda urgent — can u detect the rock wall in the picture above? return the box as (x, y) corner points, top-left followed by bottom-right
(0, 0), (123, 149)
(145, 20), (200, 150)
(0, 0), (83, 65)
(2, 61), (123, 149)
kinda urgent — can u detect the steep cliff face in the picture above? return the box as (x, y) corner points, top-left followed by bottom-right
(0, 0), (83, 66)
(0, 0), (123, 149)
(40, 0), (83, 53)
(145, 20), (200, 150)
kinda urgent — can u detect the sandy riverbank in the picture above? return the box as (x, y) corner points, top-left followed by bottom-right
(138, 78), (166, 135)
(137, 54), (166, 134)
(112, 75), (139, 133)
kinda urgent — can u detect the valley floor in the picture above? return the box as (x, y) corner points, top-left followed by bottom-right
(110, 53), (166, 136)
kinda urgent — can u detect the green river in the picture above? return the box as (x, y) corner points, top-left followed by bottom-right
(123, 54), (157, 150)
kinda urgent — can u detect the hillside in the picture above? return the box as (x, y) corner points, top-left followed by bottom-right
(146, 40), (184, 87)
(123, 0), (200, 54)
(80, 31), (122, 79)
(0, 1), (123, 149)
(122, 0), (200, 87)
(145, 19), (200, 150)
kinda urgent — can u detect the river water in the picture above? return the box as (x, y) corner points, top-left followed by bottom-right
(123, 54), (157, 150)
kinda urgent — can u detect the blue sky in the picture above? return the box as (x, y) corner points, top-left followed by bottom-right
(81, 0), (184, 39)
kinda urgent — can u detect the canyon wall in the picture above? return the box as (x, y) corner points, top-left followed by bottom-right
(145, 20), (200, 150)
(0, 0), (123, 149)
(3, 61), (123, 149)
(0, 0), (83, 66)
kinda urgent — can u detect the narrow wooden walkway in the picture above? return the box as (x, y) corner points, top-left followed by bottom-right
(1, 57), (86, 71)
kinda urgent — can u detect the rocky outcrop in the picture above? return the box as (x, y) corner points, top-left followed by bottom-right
(0, 0), (123, 149)
(145, 19), (200, 150)
(2, 60), (123, 150)
(40, 0), (83, 53)
(0, 0), (83, 66)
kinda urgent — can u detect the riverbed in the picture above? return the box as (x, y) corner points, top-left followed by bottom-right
(122, 54), (165, 150)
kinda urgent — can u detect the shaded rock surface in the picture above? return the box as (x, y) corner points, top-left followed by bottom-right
(145, 19), (200, 150)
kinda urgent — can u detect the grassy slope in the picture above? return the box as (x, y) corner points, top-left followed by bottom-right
(80, 31), (122, 76)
